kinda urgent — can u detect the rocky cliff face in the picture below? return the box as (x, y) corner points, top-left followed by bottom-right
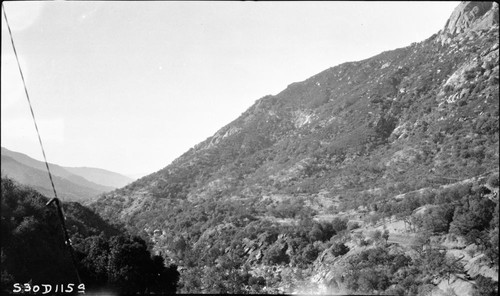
(439, 1), (498, 44)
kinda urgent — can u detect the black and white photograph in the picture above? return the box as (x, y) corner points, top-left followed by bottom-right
(1, 1), (498, 295)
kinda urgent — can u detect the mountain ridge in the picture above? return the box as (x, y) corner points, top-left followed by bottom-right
(63, 166), (133, 189)
(1, 147), (113, 191)
(1, 147), (133, 202)
(90, 2), (498, 294)
(93, 1), (498, 222)
(1, 154), (102, 203)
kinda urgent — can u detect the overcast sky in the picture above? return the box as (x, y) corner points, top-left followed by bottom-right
(1, 1), (458, 178)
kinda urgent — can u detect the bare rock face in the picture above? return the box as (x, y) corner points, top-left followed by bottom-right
(442, 1), (498, 36)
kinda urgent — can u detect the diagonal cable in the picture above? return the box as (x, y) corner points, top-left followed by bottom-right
(2, 3), (60, 202)
(2, 3), (81, 284)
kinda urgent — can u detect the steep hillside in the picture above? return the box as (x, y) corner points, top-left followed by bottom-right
(94, 1), (498, 224)
(91, 2), (499, 294)
(0, 177), (179, 294)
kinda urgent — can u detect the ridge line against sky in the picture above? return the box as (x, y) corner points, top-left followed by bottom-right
(1, 1), (459, 178)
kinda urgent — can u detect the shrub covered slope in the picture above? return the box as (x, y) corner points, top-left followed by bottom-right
(0, 177), (179, 294)
(90, 2), (499, 294)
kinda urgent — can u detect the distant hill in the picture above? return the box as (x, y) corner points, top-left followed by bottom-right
(1, 154), (103, 203)
(64, 166), (133, 188)
(1, 147), (132, 202)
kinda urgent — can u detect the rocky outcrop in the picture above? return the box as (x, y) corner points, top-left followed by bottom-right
(442, 2), (498, 35)
(438, 2), (499, 45)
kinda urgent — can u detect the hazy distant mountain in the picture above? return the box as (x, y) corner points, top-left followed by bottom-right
(125, 172), (150, 180)
(64, 166), (133, 188)
(2, 147), (86, 181)
(1, 147), (132, 188)
(1, 147), (131, 202)
(91, 2), (499, 294)
(1, 154), (104, 203)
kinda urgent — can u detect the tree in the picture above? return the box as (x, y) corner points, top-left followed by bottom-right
(147, 256), (179, 294)
(330, 242), (349, 257)
(0, 178), (179, 294)
(301, 244), (319, 263)
(421, 205), (455, 233)
(331, 217), (348, 233)
(449, 194), (495, 240)
(105, 235), (179, 294)
(1, 178), (78, 285)
(320, 221), (338, 241)
(382, 229), (390, 244)
(263, 243), (289, 265)
(172, 235), (188, 258)
(417, 248), (450, 278)
(77, 235), (110, 289)
(106, 235), (150, 292)
(357, 269), (390, 293)
(308, 223), (324, 242)
(248, 276), (266, 292)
